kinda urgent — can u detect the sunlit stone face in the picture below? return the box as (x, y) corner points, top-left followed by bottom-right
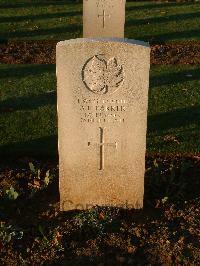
(57, 38), (150, 211)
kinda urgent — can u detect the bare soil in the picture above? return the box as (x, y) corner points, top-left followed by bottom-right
(0, 155), (199, 265)
(0, 41), (200, 64)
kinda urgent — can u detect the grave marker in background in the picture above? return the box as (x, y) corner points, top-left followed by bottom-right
(83, 0), (126, 38)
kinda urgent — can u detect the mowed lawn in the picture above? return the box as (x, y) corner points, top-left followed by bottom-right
(0, 64), (199, 158)
(0, 0), (199, 42)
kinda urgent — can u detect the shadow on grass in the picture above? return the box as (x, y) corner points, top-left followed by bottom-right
(0, 10), (82, 23)
(0, 24), (82, 40)
(0, 91), (56, 112)
(1, 1), (195, 10)
(0, 65), (199, 159)
(150, 67), (200, 87)
(0, 0), (76, 9)
(1, 64), (199, 86)
(148, 106), (200, 133)
(0, 64), (55, 79)
(126, 12), (200, 27)
(126, 2), (196, 12)
(134, 29), (200, 43)
(0, 135), (58, 160)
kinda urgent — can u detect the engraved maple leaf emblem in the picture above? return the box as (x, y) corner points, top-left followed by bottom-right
(82, 55), (124, 94)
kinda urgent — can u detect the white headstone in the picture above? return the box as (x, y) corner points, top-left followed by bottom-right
(57, 38), (150, 211)
(83, 0), (126, 38)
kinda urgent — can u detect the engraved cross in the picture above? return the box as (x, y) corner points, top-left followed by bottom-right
(88, 127), (117, 170)
(98, 10), (110, 28)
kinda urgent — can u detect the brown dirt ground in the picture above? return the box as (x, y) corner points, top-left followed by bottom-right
(0, 41), (200, 65)
(0, 155), (199, 265)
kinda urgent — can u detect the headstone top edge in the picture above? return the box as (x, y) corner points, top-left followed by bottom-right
(56, 38), (149, 48)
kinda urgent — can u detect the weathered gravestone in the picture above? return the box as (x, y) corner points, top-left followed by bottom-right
(57, 38), (150, 211)
(83, 0), (126, 38)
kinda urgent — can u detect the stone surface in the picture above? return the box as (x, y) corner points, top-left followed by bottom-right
(57, 38), (150, 211)
(83, 0), (126, 38)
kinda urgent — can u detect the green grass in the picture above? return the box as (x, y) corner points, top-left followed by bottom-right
(0, 65), (57, 158)
(0, 1), (199, 42)
(148, 65), (200, 153)
(0, 64), (199, 158)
